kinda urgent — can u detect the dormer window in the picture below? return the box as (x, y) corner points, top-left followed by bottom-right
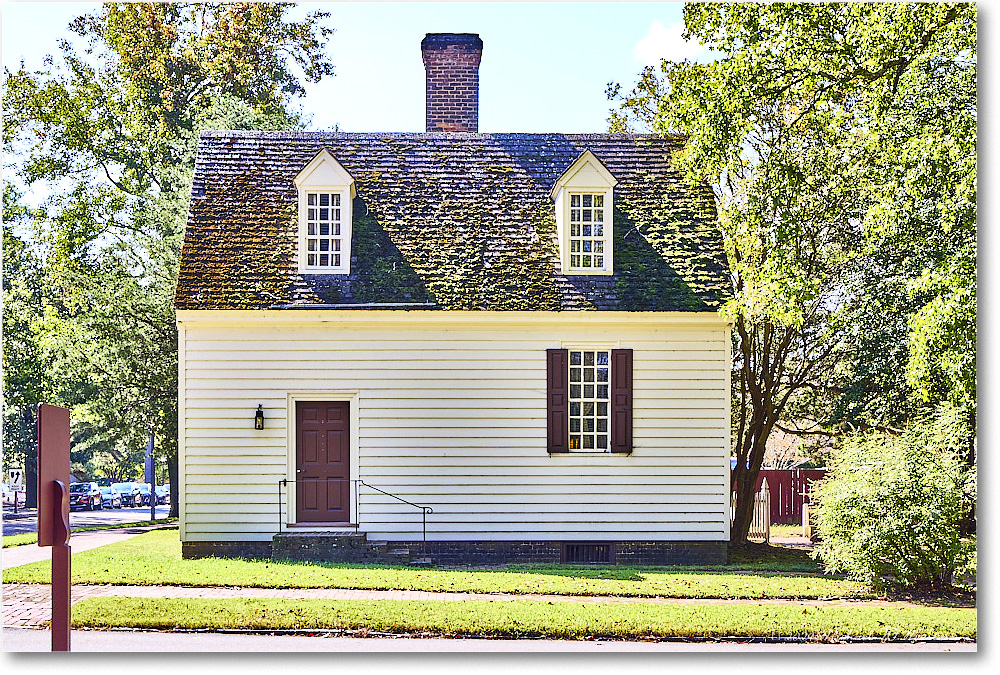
(569, 193), (606, 269)
(294, 149), (356, 275)
(550, 150), (617, 275)
(305, 192), (345, 269)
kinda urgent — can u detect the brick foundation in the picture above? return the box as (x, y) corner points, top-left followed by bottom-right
(273, 532), (383, 563)
(182, 541), (272, 560)
(268, 533), (726, 566)
(615, 541), (728, 565)
(411, 541), (727, 566)
(184, 535), (727, 565)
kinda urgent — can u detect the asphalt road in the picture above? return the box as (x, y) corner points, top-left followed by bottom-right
(2, 504), (171, 536)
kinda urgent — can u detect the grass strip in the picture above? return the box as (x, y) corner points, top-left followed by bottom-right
(2, 532), (38, 548)
(69, 597), (976, 640)
(2, 520), (177, 548)
(3, 530), (866, 599)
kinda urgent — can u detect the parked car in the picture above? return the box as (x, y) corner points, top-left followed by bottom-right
(111, 482), (141, 508)
(154, 485), (170, 505)
(100, 486), (123, 509)
(135, 483), (153, 506)
(69, 482), (103, 511)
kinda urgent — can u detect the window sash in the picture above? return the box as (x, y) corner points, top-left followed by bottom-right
(568, 192), (607, 271)
(304, 191), (345, 269)
(567, 349), (611, 452)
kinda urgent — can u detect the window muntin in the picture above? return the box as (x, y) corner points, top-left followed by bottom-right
(568, 349), (611, 451)
(305, 192), (345, 269)
(568, 193), (607, 270)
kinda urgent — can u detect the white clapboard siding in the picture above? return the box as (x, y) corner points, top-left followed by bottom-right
(178, 311), (731, 543)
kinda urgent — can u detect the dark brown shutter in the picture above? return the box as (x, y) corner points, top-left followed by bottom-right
(611, 349), (633, 454)
(546, 349), (569, 453)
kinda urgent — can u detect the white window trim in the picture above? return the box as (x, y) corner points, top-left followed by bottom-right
(564, 345), (615, 453)
(564, 190), (612, 273)
(297, 188), (353, 274)
(550, 150), (618, 276)
(294, 149), (357, 275)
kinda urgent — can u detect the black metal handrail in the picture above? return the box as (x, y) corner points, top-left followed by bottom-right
(277, 478), (433, 557)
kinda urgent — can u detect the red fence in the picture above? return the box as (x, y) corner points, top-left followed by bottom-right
(732, 469), (827, 525)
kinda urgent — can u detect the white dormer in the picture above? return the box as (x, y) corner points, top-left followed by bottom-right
(294, 149), (357, 275)
(550, 150), (618, 275)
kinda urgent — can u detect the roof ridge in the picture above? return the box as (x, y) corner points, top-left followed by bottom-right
(196, 130), (678, 140)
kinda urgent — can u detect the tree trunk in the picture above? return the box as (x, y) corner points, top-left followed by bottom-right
(729, 317), (775, 546)
(167, 452), (179, 519)
(728, 314), (799, 547)
(730, 472), (755, 544)
(23, 405), (38, 509)
(730, 446), (765, 545)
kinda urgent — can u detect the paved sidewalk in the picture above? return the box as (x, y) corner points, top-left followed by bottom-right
(2, 524), (173, 570)
(2, 627), (976, 652)
(2, 581), (960, 630)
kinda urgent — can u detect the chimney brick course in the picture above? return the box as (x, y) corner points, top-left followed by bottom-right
(421, 33), (483, 133)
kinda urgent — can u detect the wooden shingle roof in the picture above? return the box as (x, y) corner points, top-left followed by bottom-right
(174, 131), (730, 311)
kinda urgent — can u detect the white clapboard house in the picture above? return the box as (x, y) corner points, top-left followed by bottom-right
(174, 34), (732, 565)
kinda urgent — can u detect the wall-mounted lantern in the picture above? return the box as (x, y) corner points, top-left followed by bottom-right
(254, 405), (265, 430)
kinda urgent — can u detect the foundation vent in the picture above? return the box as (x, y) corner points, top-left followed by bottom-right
(562, 542), (614, 564)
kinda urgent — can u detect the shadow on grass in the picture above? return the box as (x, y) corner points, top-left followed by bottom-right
(727, 542), (822, 573)
(885, 589), (976, 608)
(267, 544), (821, 578)
(266, 559), (647, 581)
(505, 566), (645, 581)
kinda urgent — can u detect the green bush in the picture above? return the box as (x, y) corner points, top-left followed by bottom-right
(811, 408), (976, 591)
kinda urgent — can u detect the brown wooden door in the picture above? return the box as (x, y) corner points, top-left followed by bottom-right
(295, 401), (350, 523)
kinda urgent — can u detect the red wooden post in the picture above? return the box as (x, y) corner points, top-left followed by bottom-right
(37, 403), (71, 652)
(51, 480), (71, 651)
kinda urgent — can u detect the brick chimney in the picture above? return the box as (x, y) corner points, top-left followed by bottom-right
(421, 33), (483, 133)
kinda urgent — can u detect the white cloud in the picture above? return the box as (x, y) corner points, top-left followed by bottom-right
(633, 20), (714, 66)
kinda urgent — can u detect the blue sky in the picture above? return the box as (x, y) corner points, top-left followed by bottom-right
(1, 1), (714, 133)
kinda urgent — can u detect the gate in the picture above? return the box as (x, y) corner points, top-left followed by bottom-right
(731, 478), (770, 543)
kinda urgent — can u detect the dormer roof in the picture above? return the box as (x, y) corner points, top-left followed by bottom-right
(549, 149), (618, 198)
(293, 148), (357, 198)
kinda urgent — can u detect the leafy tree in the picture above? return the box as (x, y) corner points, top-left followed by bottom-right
(609, 3), (976, 544)
(71, 418), (145, 484)
(3, 3), (335, 516)
(2, 184), (57, 505)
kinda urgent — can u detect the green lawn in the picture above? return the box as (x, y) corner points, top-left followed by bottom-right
(2, 519), (178, 548)
(69, 596), (976, 640)
(3, 529), (867, 599)
(768, 523), (806, 538)
(2, 532), (39, 548)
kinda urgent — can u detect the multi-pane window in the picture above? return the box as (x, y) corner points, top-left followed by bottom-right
(568, 349), (611, 451)
(569, 193), (606, 270)
(305, 192), (344, 269)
